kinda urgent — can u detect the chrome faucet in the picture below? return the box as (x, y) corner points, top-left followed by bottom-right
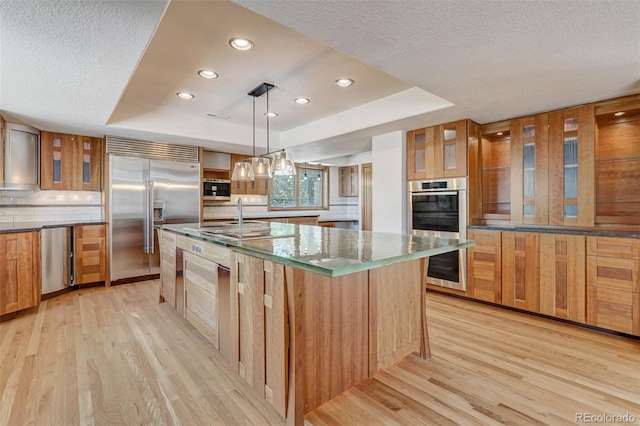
(237, 197), (243, 228)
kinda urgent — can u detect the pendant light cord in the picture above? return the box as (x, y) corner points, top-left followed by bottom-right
(252, 96), (256, 157)
(266, 89), (270, 154)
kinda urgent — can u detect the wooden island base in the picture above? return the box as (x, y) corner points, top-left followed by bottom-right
(228, 252), (430, 425)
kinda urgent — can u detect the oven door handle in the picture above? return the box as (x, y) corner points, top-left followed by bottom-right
(412, 191), (459, 197)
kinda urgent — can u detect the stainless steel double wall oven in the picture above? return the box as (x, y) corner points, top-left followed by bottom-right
(408, 177), (467, 291)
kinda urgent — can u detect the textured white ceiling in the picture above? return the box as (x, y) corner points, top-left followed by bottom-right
(1, 0), (639, 162)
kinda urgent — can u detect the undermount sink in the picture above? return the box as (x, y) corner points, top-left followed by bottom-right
(185, 221), (295, 240)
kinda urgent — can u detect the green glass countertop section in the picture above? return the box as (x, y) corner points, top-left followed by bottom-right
(161, 223), (475, 277)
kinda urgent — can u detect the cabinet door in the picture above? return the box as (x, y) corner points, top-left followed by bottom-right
(467, 229), (502, 303)
(160, 230), (177, 309)
(184, 251), (219, 348)
(338, 166), (359, 197)
(548, 106), (595, 227)
(511, 114), (549, 224)
(75, 225), (106, 285)
(0, 232), (40, 315)
(40, 132), (75, 190)
(436, 120), (468, 178)
(232, 253), (287, 417)
(539, 234), (586, 322)
(75, 136), (102, 191)
(502, 231), (540, 312)
(406, 128), (434, 180)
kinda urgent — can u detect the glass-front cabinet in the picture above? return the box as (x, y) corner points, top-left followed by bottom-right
(548, 105), (595, 227)
(510, 114), (548, 224)
(407, 120), (477, 181)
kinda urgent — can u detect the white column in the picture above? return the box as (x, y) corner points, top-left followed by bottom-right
(371, 130), (405, 234)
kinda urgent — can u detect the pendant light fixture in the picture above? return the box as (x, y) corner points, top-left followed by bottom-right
(232, 82), (296, 181)
(250, 83), (272, 179)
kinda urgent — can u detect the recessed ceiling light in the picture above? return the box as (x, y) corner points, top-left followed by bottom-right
(294, 97), (310, 104)
(229, 37), (254, 51)
(335, 78), (354, 87)
(198, 69), (218, 79)
(614, 111), (625, 116)
(497, 132), (503, 136)
(264, 112), (278, 118)
(176, 92), (195, 100)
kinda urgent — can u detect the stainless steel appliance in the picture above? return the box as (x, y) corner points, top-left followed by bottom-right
(408, 177), (467, 291)
(203, 178), (231, 200)
(109, 155), (200, 283)
(1, 122), (40, 190)
(41, 226), (74, 296)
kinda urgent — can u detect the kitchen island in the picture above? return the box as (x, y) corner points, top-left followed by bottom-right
(158, 222), (473, 425)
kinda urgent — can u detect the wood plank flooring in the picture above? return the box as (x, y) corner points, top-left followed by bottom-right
(1, 280), (638, 425)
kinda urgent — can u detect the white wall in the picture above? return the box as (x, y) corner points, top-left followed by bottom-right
(371, 131), (405, 234)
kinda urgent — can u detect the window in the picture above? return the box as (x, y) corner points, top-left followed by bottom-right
(270, 165), (328, 210)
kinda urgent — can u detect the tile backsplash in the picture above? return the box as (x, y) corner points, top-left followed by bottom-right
(203, 194), (359, 222)
(0, 190), (103, 222)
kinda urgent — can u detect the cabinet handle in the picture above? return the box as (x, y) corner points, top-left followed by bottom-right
(191, 244), (202, 253)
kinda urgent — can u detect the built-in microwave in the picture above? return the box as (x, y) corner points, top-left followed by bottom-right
(203, 179), (231, 200)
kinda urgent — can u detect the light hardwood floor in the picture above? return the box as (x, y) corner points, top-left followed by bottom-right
(1, 280), (638, 425)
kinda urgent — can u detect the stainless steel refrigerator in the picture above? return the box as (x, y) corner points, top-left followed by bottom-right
(109, 155), (200, 283)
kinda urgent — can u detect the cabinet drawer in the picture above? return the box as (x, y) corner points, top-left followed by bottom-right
(161, 230), (177, 247)
(587, 236), (640, 259)
(470, 229), (501, 247)
(177, 235), (230, 267)
(587, 255), (640, 292)
(76, 224), (105, 239)
(587, 286), (640, 335)
(183, 252), (217, 295)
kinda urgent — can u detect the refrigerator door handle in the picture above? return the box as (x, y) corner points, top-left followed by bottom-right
(148, 180), (155, 254)
(143, 179), (150, 254)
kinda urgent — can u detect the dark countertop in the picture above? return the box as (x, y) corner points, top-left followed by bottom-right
(469, 224), (640, 239)
(0, 220), (106, 234)
(204, 213), (320, 221)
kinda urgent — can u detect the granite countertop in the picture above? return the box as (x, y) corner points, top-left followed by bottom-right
(0, 220), (106, 234)
(469, 224), (640, 238)
(161, 222), (473, 277)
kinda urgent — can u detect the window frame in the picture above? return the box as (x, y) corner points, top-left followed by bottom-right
(269, 164), (329, 211)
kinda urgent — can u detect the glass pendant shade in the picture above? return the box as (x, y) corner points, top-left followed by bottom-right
(249, 157), (272, 179)
(270, 151), (297, 176)
(231, 161), (253, 181)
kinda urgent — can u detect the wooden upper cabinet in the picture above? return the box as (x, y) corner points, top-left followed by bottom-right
(510, 114), (549, 225)
(407, 127), (434, 180)
(75, 135), (103, 191)
(40, 132), (75, 190)
(594, 96), (640, 226)
(436, 119), (469, 178)
(407, 120), (476, 181)
(338, 165), (358, 197)
(475, 121), (512, 224)
(548, 106), (595, 227)
(41, 131), (102, 191)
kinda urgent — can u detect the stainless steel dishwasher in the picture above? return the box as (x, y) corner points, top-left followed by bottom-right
(41, 226), (74, 297)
